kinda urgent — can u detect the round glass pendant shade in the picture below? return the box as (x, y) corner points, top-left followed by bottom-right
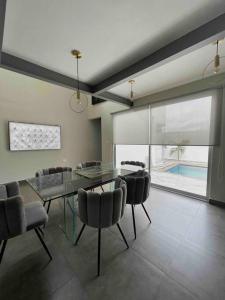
(202, 56), (225, 78)
(69, 92), (88, 113)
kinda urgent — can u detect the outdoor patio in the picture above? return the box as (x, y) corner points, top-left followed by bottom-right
(151, 160), (207, 196)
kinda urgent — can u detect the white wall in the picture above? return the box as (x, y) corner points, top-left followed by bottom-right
(0, 68), (99, 183)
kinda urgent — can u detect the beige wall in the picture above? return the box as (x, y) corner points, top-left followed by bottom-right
(0, 68), (99, 183)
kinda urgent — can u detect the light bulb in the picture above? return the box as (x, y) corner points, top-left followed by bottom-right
(130, 90), (134, 99)
(214, 54), (220, 74)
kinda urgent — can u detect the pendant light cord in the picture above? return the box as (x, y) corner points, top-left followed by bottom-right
(76, 56), (80, 93)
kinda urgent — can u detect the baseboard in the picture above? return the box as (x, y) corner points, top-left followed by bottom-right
(209, 199), (225, 208)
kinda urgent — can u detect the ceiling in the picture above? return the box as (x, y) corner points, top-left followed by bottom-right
(109, 42), (225, 99)
(2, 0), (225, 99)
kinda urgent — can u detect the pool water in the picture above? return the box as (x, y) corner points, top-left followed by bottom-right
(167, 164), (207, 180)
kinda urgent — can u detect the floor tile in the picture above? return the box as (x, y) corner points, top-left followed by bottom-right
(85, 250), (164, 300)
(2, 186), (225, 300)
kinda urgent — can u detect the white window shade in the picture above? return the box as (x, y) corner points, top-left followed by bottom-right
(150, 90), (221, 146)
(113, 107), (149, 145)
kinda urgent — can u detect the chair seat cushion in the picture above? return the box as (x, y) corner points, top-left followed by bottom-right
(25, 202), (48, 231)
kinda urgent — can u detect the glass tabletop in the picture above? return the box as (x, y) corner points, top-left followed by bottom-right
(27, 164), (134, 202)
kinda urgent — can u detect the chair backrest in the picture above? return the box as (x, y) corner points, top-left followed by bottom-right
(77, 161), (101, 169)
(0, 182), (26, 240)
(77, 179), (127, 229)
(121, 161), (145, 169)
(36, 166), (72, 177)
(119, 171), (150, 205)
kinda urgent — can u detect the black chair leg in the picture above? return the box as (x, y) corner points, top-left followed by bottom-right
(141, 203), (151, 223)
(117, 223), (129, 249)
(97, 228), (101, 276)
(38, 227), (45, 237)
(46, 200), (52, 214)
(34, 228), (52, 260)
(131, 205), (136, 239)
(100, 186), (104, 192)
(75, 224), (86, 245)
(0, 240), (7, 264)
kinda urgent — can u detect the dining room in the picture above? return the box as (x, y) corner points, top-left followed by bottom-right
(1, 1), (225, 300)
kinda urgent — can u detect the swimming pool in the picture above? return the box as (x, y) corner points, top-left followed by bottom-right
(167, 164), (207, 180)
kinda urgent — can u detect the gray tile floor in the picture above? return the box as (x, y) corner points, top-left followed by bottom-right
(1, 184), (225, 300)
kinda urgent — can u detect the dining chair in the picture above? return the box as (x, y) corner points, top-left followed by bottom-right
(35, 166), (72, 214)
(121, 160), (146, 169)
(75, 178), (128, 276)
(0, 181), (52, 264)
(119, 170), (151, 239)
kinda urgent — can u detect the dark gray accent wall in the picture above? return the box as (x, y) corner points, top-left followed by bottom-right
(0, 0), (6, 62)
(96, 92), (133, 107)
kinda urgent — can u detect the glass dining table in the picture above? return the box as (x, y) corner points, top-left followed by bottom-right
(26, 163), (134, 243)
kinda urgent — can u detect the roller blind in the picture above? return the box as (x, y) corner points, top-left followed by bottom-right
(113, 107), (149, 144)
(150, 90), (221, 146)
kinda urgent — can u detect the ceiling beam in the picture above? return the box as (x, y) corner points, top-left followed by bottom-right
(0, 0), (6, 63)
(93, 12), (225, 93)
(0, 52), (132, 106)
(1, 52), (93, 93)
(95, 92), (133, 106)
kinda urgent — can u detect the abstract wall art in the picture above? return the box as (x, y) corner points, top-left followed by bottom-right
(9, 122), (61, 151)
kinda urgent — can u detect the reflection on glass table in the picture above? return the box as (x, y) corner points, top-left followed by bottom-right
(27, 164), (134, 243)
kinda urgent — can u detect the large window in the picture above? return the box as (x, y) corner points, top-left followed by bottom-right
(113, 90), (221, 198)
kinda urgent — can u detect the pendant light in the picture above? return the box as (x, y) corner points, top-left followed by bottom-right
(128, 79), (135, 100)
(202, 39), (225, 78)
(69, 49), (88, 113)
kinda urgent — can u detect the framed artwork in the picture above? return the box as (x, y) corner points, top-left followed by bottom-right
(9, 122), (61, 151)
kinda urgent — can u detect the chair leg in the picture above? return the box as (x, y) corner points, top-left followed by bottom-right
(97, 228), (101, 276)
(75, 224), (86, 245)
(131, 205), (137, 239)
(117, 223), (129, 249)
(100, 185), (104, 192)
(141, 203), (151, 223)
(38, 227), (45, 237)
(46, 200), (52, 214)
(34, 228), (52, 260)
(0, 240), (7, 264)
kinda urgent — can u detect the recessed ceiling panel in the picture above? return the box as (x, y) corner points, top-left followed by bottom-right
(3, 0), (225, 84)
(109, 42), (225, 99)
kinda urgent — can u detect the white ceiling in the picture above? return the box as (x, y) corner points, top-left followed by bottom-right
(3, 0), (225, 87)
(109, 42), (225, 98)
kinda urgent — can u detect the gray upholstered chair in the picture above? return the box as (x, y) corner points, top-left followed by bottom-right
(121, 161), (146, 169)
(75, 178), (128, 276)
(119, 170), (151, 239)
(35, 167), (72, 214)
(0, 181), (52, 264)
(35, 167), (72, 177)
